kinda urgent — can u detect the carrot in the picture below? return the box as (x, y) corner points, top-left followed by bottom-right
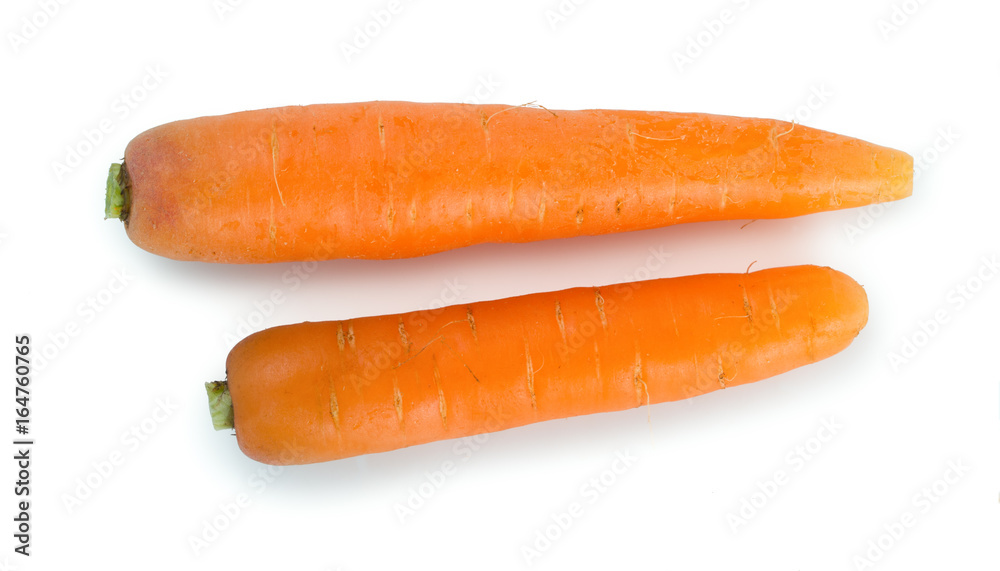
(208, 265), (868, 465)
(108, 102), (912, 263)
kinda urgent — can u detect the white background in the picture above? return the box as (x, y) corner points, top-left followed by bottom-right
(3, 0), (998, 569)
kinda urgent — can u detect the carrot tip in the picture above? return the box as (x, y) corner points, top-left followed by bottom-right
(104, 163), (125, 220)
(206, 381), (234, 431)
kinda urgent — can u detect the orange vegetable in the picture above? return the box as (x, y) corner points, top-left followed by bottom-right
(207, 265), (869, 465)
(108, 102), (912, 263)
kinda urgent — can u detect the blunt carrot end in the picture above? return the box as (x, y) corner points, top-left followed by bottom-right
(206, 381), (234, 431)
(104, 163), (126, 221)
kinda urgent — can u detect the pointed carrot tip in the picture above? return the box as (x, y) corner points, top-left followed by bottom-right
(887, 148), (914, 202)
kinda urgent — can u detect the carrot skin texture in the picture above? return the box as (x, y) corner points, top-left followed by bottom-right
(121, 102), (912, 263)
(225, 265), (869, 465)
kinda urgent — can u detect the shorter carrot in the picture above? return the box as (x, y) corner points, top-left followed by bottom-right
(208, 265), (868, 465)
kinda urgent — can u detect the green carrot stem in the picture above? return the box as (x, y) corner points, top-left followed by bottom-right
(206, 381), (234, 431)
(105, 163), (126, 220)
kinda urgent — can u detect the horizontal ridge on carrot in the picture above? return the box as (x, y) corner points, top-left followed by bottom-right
(109, 102), (912, 263)
(209, 265), (869, 465)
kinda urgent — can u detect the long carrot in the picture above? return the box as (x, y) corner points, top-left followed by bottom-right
(208, 265), (868, 465)
(108, 102), (912, 263)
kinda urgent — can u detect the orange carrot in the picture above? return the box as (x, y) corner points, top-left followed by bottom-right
(207, 265), (868, 465)
(108, 102), (912, 263)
